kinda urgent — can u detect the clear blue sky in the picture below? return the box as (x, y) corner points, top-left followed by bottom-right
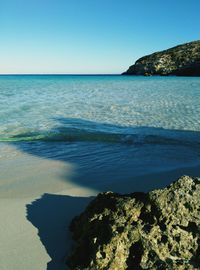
(0, 0), (199, 74)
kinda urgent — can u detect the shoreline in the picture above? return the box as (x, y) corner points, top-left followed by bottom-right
(0, 161), (199, 270)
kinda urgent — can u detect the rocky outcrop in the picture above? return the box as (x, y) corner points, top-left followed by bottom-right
(67, 176), (200, 270)
(123, 40), (200, 76)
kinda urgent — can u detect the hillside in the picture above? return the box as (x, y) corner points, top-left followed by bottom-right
(123, 40), (200, 76)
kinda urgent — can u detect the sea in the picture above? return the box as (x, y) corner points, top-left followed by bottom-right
(0, 75), (200, 196)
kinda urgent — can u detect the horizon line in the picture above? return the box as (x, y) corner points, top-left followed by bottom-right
(0, 73), (122, 76)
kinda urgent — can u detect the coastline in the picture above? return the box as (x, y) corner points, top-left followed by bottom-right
(0, 75), (199, 269)
(0, 155), (199, 269)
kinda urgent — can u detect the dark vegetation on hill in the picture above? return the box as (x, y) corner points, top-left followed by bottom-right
(123, 40), (200, 76)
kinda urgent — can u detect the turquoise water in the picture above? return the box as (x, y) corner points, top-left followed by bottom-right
(1, 75), (200, 140)
(0, 75), (200, 190)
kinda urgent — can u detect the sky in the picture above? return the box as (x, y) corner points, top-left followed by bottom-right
(0, 0), (200, 74)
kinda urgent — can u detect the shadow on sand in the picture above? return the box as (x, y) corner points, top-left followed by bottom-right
(27, 193), (93, 270)
(9, 118), (200, 269)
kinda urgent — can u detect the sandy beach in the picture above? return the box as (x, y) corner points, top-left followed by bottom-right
(0, 74), (200, 270)
(0, 143), (199, 270)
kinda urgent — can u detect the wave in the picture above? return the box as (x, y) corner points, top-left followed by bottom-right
(0, 127), (199, 147)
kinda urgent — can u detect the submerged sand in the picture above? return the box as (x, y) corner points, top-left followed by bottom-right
(0, 144), (199, 270)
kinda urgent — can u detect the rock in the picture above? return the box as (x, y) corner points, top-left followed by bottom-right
(122, 40), (200, 76)
(67, 176), (200, 270)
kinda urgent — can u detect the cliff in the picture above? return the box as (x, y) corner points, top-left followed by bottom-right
(67, 176), (200, 270)
(123, 40), (200, 76)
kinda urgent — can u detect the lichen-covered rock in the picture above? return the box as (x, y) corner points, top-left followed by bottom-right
(67, 176), (200, 270)
(122, 40), (200, 76)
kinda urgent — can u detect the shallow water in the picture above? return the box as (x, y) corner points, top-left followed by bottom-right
(1, 75), (200, 138)
(0, 75), (200, 194)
